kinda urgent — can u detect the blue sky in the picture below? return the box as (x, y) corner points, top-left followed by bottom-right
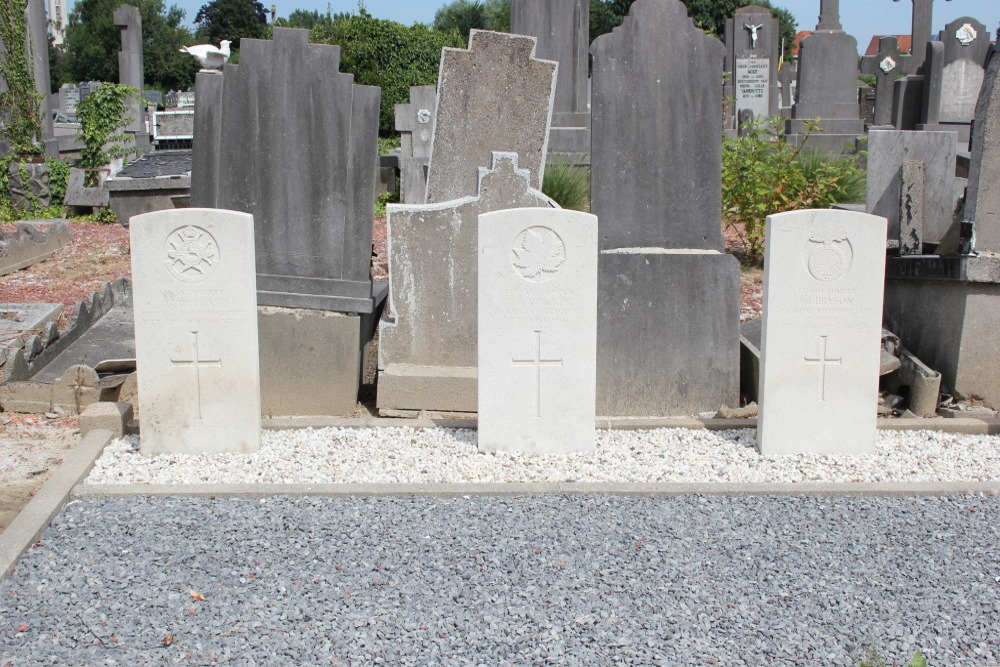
(70, 0), (1000, 56)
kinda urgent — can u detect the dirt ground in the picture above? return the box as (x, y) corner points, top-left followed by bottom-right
(0, 415), (78, 533)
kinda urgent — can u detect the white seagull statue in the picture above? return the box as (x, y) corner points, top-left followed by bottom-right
(179, 39), (232, 71)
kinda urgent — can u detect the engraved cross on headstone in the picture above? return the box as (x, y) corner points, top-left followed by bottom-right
(804, 335), (842, 402)
(170, 330), (222, 419)
(861, 36), (911, 126)
(512, 330), (563, 418)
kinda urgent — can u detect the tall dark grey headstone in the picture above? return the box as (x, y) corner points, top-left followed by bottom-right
(511, 0), (590, 159)
(860, 37), (912, 127)
(190, 27), (382, 417)
(786, 0), (864, 151)
(917, 17), (991, 142)
(113, 4), (145, 136)
(591, 0), (740, 416)
(425, 30), (556, 204)
(725, 5), (780, 127)
(964, 43), (1000, 252)
(394, 85), (436, 205)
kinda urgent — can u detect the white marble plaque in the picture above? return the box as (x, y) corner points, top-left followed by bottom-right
(477, 208), (597, 453)
(130, 208), (261, 455)
(757, 209), (887, 456)
(736, 56), (770, 118)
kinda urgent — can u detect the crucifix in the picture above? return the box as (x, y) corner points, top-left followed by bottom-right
(860, 36), (911, 126)
(892, 0), (956, 69)
(744, 22), (764, 49)
(170, 330), (222, 419)
(511, 330), (563, 418)
(804, 336), (842, 403)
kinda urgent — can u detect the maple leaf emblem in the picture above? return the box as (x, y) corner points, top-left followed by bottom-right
(510, 226), (566, 282)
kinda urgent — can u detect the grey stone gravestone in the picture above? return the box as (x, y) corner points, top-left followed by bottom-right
(860, 37), (912, 127)
(890, 0), (964, 70)
(866, 130), (957, 248)
(378, 153), (556, 416)
(964, 43), (1000, 253)
(24, 0), (56, 155)
(511, 0), (591, 159)
(144, 90), (163, 106)
(591, 0), (740, 416)
(59, 83), (79, 117)
(190, 27), (382, 416)
(758, 209), (887, 456)
(724, 5), (780, 127)
(394, 85), (436, 205)
(918, 17), (991, 142)
(787, 0), (864, 151)
(425, 30), (556, 204)
(113, 5), (145, 137)
(778, 61), (797, 113)
(78, 80), (102, 101)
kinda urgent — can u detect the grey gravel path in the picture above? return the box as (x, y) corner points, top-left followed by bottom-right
(1, 495), (998, 666)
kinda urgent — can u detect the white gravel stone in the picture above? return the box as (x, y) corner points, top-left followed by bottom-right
(82, 427), (1000, 485)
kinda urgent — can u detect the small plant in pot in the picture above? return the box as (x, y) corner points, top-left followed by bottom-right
(0, 0), (50, 213)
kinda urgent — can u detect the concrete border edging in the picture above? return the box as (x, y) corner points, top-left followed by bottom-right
(73, 481), (1000, 499)
(0, 429), (114, 582)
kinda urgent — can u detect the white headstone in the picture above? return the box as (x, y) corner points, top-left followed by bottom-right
(757, 209), (887, 456)
(130, 208), (261, 455)
(477, 207), (597, 453)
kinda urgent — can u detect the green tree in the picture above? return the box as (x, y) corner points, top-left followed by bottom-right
(312, 10), (465, 134)
(433, 0), (509, 40)
(194, 0), (268, 48)
(64, 0), (199, 91)
(273, 8), (352, 29)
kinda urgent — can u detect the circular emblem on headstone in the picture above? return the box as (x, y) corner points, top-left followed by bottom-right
(879, 56), (897, 74)
(511, 226), (565, 283)
(164, 225), (219, 283)
(956, 23), (978, 46)
(417, 109), (432, 124)
(805, 222), (853, 282)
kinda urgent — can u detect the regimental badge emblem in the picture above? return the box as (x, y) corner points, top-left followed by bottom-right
(165, 225), (219, 283)
(956, 23), (978, 46)
(806, 220), (853, 282)
(511, 226), (565, 283)
(879, 56), (897, 74)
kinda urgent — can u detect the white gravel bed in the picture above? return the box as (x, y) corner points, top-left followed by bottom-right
(83, 427), (1000, 485)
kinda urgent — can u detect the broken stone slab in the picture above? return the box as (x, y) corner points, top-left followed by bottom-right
(64, 168), (110, 208)
(79, 401), (133, 438)
(883, 347), (943, 418)
(0, 304), (64, 337)
(0, 221), (71, 276)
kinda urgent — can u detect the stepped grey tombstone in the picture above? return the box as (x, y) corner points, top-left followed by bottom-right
(511, 0), (591, 159)
(964, 43), (1000, 253)
(724, 5), (780, 127)
(189, 27), (382, 417)
(425, 30), (557, 204)
(114, 5), (145, 138)
(786, 0), (864, 151)
(378, 153), (557, 416)
(591, 0), (740, 417)
(866, 130), (957, 248)
(918, 17), (991, 142)
(860, 37), (913, 127)
(478, 208), (597, 453)
(130, 208), (261, 455)
(395, 85), (436, 205)
(757, 209), (887, 456)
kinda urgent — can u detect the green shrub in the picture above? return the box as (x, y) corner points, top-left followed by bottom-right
(311, 11), (464, 135)
(76, 83), (142, 186)
(542, 159), (590, 212)
(46, 158), (70, 206)
(378, 135), (402, 156)
(721, 117), (865, 265)
(0, 0), (43, 156)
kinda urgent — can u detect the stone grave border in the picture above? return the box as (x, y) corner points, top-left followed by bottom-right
(0, 222), (71, 276)
(2, 418), (999, 584)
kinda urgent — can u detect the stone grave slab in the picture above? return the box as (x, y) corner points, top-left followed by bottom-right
(478, 208), (597, 454)
(866, 130), (957, 248)
(130, 208), (260, 455)
(378, 153), (556, 415)
(0, 221), (71, 276)
(425, 30), (556, 204)
(757, 209), (887, 456)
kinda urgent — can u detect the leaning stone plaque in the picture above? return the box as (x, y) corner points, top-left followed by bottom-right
(478, 208), (597, 453)
(130, 208), (261, 455)
(757, 209), (887, 456)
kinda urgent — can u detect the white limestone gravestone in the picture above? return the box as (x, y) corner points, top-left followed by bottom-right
(130, 208), (261, 455)
(478, 208), (597, 453)
(757, 209), (887, 456)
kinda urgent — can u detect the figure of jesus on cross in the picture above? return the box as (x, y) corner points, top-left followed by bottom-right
(744, 22), (764, 49)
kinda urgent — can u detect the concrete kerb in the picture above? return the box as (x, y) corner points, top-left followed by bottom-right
(0, 429), (115, 583)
